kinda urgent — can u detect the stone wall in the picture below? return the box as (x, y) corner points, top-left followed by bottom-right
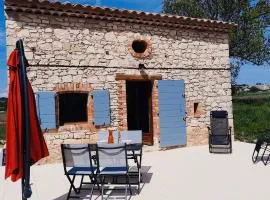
(39, 131), (97, 164)
(6, 11), (233, 162)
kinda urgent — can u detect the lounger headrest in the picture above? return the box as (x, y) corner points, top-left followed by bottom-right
(211, 110), (228, 118)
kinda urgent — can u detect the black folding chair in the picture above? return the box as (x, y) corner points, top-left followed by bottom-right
(261, 140), (270, 165)
(61, 144), (100, 200)
(208, 110), (232, 153)
(252, 138), (268, 163)
(96, 143), (132, 200)
(120, 130), (143, 192)
(127, 143), (143, 194)
(1, 148), (5, 166)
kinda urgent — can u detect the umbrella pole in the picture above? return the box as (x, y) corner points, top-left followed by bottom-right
(16, 39), (32, 200)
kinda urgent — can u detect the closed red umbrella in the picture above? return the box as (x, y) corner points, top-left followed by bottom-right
(5, 40), (49, 198)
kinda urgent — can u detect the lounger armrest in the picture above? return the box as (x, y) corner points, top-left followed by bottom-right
(207, 126), (212, 135)
(228, 126), (232, 134)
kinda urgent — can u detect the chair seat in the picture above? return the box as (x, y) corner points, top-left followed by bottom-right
(210, 140), (230, 146)
(67, 167), (96, 175)
(210, 135), (230, 146)
(99, 167), (128, 175)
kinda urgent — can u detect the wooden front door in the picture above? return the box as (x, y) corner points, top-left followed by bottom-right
(126, 81), (153, 145)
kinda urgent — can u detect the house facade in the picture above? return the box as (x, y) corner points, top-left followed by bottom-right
(5, 0), (235, 162)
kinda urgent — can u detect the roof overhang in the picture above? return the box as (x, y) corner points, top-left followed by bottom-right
(5, 0), (237, 33)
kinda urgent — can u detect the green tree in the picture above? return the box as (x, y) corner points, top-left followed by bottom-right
(0, 98), (7, 112)
(163, 0), (270, 82)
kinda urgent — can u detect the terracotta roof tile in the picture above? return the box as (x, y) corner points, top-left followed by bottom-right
(5, 0), (237, 32)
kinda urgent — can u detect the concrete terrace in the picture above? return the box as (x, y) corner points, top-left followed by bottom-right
(1, 141), (269, 200)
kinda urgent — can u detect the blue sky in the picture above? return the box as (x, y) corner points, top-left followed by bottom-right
(0, 0), (269, 97)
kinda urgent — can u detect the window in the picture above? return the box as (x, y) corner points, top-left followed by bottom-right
(193, 102), (206, 118)
(194, 102), (199, 115)
(128, 37), (152, 58)
(58, 93), (88, 126)
(132, 40), (148, 53)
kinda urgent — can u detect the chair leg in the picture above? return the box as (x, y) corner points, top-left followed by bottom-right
(125, 182), (128, 200)
(101, 184), (103, 200)
(89, 175), (101, 193)
(78, 175), (84, 193)
(89, 182), (94, 200)
(265, 154), (270, 165)
(209, 136), (211, 153)
(263, 146), (270, 166)
(66, 175), (77, 200)
(138, 169), (141, 194)
(101, 176), (105, 200)
(252, 149), (259, 163)
(262, 144), (269, 165)
(126, 174), (132, 195)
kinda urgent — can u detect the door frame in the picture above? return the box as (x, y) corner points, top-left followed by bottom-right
(126, 80), (153, 145)
(116, 73), (162, 145)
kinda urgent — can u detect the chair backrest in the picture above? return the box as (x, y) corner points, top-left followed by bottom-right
(97, 130), (119, 144)
(210, 111), (229, 135)
(120, 130), (142, 144)
(97, 143), (128, 169)
(61, 144), (93, 171)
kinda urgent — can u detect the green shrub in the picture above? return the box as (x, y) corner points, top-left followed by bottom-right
(233, 96), (270, 143)
(0, 111), (6, 140)
(0, 112), (6, 122)
(0, 123), (6, 140)
(0, 98), (7, 112)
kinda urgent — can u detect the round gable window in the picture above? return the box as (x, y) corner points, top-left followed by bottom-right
(128, 37), (152, 58)
(132, 40), (148, 53)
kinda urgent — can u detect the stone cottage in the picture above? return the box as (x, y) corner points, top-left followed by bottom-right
(5, 0), (235, 161)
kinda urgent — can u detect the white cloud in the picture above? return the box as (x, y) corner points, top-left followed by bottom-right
(0, 86), (7, 98)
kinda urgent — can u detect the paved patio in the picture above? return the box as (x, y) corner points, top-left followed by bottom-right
(0, 141), (269, 200)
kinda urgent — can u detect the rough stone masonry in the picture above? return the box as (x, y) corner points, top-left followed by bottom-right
(5, 3), (234, 163)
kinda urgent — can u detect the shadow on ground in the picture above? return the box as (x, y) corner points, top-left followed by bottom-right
(53, 166), (152, 200)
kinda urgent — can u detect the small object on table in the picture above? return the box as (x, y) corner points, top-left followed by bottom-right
(108, 129), (114, 144)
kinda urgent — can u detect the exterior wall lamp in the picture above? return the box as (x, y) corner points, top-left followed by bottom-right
(138, 63), (146, 70)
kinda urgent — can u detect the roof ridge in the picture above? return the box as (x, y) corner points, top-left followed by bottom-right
(49, 0), (235, 24)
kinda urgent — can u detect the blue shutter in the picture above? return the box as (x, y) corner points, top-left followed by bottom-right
(35, 91), (56, 130)
(158, 80), (186, 147)
(92, 89), (110, 126)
